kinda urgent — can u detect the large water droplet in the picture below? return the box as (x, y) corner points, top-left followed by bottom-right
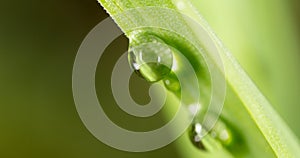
(128, 35), (173, 82)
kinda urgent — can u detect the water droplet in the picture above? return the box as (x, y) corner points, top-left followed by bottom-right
(190, 122), (206, 150)
(176, 1), (186, 10)
(128, 35), (173, 82)
(210, 120), (233, 146)
(189, 119), (238, 151)
(163, 72), (180, 92)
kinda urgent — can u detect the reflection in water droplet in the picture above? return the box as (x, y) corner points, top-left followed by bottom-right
(128, 35), (173, 82)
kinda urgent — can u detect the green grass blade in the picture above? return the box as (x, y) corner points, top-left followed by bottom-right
(97, 0), (300, 157)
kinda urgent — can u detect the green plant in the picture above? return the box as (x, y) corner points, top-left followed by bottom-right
(97, 0), (300, 157)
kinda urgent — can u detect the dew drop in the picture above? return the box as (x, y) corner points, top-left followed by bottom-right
(190, 122), (206, 150)
(163, 72), (180, 92)
(128, 35), (173, 82)
(210, 120), (233, 147)
(189, 120), (237, 151)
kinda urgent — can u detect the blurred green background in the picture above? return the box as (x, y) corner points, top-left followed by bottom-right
(0, 0), (299, 157)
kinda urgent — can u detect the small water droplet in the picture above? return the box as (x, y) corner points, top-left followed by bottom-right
(189, 119), (238, 151)
(176, 1), (186, 10)
(188, 103), (201, 116)
(190, 122), (206, 150)
(209, 119), (233, 147)
(163, 72), (180, 92)
(128, 35), (173, 82)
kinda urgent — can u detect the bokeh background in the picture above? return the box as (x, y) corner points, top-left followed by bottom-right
(0, 0), (299, 157)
